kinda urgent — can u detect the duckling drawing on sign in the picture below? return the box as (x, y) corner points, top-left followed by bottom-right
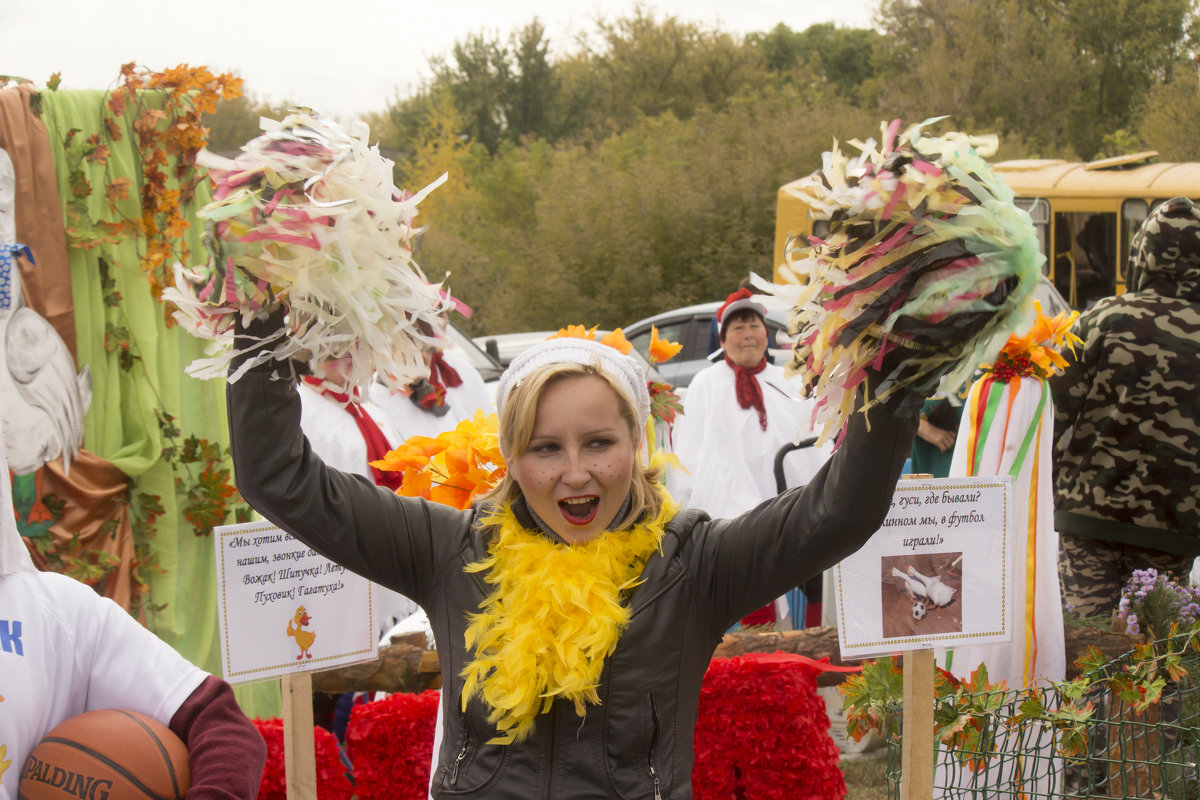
(287, 605), (315, 659)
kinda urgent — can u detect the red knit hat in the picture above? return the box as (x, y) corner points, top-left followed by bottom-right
(716, 288), (767, 335)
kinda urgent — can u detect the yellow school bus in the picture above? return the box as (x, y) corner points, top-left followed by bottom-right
(774, 152), (1200, 309)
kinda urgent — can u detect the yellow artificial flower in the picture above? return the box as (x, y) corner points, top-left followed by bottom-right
(372, 409), (505, 510)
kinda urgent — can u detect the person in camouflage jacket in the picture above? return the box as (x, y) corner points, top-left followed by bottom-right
(1050, 196), (1200, 619)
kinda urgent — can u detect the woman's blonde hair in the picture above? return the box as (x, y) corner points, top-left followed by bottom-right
(482, 361), (665, 531)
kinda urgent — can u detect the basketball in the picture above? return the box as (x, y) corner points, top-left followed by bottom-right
(18, 709), (191, 800)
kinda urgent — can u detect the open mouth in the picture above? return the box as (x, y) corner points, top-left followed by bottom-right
(559, 496), (600, 525)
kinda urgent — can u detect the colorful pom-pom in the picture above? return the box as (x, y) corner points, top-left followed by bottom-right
(163, 110), (453, 396)
(775, 117), (1043, 443)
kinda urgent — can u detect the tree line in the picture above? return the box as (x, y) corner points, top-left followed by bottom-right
(206, 0), (1200, 335)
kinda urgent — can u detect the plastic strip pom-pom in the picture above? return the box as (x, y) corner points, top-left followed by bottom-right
(163, 110), (452, 396)
(774, 117), (1043, 444)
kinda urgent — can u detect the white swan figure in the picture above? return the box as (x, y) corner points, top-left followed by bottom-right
(906, 565), (957, 608)
(891, 566), (929, 601)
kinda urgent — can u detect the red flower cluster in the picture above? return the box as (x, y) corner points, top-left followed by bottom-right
(988, 351), (1035, 383)
(252, 718), (353, 800)
(253, 661), (841, 798)
(692, 654), (845, 800)
(345, 690), (441, 800)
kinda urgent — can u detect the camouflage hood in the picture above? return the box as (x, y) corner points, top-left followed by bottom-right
(1127, 196), (1200, 301)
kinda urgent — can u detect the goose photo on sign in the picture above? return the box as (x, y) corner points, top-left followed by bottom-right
(834, 477), (1014, 660)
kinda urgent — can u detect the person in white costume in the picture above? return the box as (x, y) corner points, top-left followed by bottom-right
(944, 373), (1066, 687)
(933, 339), (1068, 800)
(669, 288), (829, 628)
(370, 342), (494, 441)
(0, 446), (265, 799)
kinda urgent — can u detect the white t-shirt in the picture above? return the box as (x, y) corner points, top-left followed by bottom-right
(1, 571), (206, 797)
(669, 361), (829, 520)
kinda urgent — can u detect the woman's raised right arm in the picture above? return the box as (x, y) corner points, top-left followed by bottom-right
(225, 314), (468, 605)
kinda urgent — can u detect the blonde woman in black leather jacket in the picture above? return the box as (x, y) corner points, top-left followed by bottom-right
(228, 325), (920, 800)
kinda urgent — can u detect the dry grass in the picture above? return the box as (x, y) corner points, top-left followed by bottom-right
(840, 751), (890, 800)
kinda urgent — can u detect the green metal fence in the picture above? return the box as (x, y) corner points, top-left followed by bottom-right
(884, 641), (1200, 799)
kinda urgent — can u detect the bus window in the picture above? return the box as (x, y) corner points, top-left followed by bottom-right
(1120, 199), (1149, 291)
(1054, 212), (1116, 309)
(1015, 198), (1050, 273)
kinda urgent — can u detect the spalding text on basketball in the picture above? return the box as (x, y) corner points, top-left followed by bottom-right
(19, 756), (115, 800)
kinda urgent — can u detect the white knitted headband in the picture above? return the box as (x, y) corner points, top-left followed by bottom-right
(496, 337), (651, 431)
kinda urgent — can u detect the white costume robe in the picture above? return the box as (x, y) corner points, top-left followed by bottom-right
(669, 360), (829, 624)
(670, 361), (827, 516)
(944, 374), (1066, 686)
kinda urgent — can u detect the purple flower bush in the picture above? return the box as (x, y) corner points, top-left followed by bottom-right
(1117, 568), (1200, 640)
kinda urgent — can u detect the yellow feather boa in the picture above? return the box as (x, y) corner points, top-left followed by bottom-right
(461, 497), (678, 744)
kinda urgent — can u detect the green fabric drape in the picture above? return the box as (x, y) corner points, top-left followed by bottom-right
(39, 89), (280, 718)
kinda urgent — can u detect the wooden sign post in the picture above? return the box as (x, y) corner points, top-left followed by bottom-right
(282, 673), (318, 800)
(901, 648), (935, 800)
(900, 473), (935, 800)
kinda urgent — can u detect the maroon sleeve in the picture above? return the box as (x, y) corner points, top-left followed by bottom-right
(169, 675), (267, 800)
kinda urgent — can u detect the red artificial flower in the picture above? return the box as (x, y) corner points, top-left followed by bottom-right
(252, 718), (353, 800)
(345, 690), (441, 800)
(693, 656), (845, 800)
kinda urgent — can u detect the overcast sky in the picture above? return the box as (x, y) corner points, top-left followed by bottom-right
(2, 0), (878, 120)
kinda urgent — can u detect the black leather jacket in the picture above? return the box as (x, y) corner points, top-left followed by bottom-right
(228, 367), (919, 799)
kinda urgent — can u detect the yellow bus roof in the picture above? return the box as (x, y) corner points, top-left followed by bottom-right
(993, 158), (1200, 199)
(773, 156), (1200, 276)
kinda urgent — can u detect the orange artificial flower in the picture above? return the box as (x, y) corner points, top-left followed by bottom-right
(550, 324), (600, 342)
(371, 436), (450, 474)
(547, 323), (634, 355)
(598, 328), (633, 355)
(647, 326), (683, 364)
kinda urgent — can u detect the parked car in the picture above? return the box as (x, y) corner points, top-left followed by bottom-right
(474, 330), (665, 382)
(623, 275), (1070, 390)
(622, 301), (793, 389)
(473, 331), (559, 368)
